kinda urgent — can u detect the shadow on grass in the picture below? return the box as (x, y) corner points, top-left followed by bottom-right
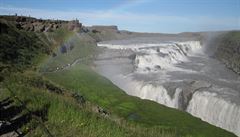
(0, 97), (50, 136)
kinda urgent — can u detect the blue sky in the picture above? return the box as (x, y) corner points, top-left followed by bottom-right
(0, 0), (239, 33)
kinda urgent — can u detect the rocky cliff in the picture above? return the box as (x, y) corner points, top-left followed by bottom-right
(214, 31), (240, 74)
(0, 15), (82, 32)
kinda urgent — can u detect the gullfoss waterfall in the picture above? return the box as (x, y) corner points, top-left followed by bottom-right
(95, 40), (240, 136)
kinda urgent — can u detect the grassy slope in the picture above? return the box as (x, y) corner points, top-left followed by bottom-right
(0, 19), (51, 72)
(40, 30), (97, 72)
(1, 72), (176, 137)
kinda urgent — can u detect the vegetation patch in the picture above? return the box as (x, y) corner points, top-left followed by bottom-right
(0, 19), (51, 72)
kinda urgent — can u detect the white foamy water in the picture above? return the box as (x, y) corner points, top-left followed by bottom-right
(187, 90), (240, 136)
(134, 41), (202, 72)
(95, 40), (240, 136)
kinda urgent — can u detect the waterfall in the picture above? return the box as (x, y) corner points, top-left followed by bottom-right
(95, 40), (240, 136)
(187, 91), (240, 136)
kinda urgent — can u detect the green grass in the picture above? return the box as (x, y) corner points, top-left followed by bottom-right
(1, 72), (177, 137)
(44, 64), (236, 137)
(0, 19), (51, 72)
(40, 31), (98, 72)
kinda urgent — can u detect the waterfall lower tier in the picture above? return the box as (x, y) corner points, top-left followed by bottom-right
(187, 91), (240, 136)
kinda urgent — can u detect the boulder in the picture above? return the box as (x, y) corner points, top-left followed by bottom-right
(71, 93), (86, 105)
(95, 106), (109, 117)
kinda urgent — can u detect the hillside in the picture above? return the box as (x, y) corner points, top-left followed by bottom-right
(0, 15), (237, 137)
(214, 31), (240, 74)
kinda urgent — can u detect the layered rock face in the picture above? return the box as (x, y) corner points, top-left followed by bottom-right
(0, 15), (82, 32)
